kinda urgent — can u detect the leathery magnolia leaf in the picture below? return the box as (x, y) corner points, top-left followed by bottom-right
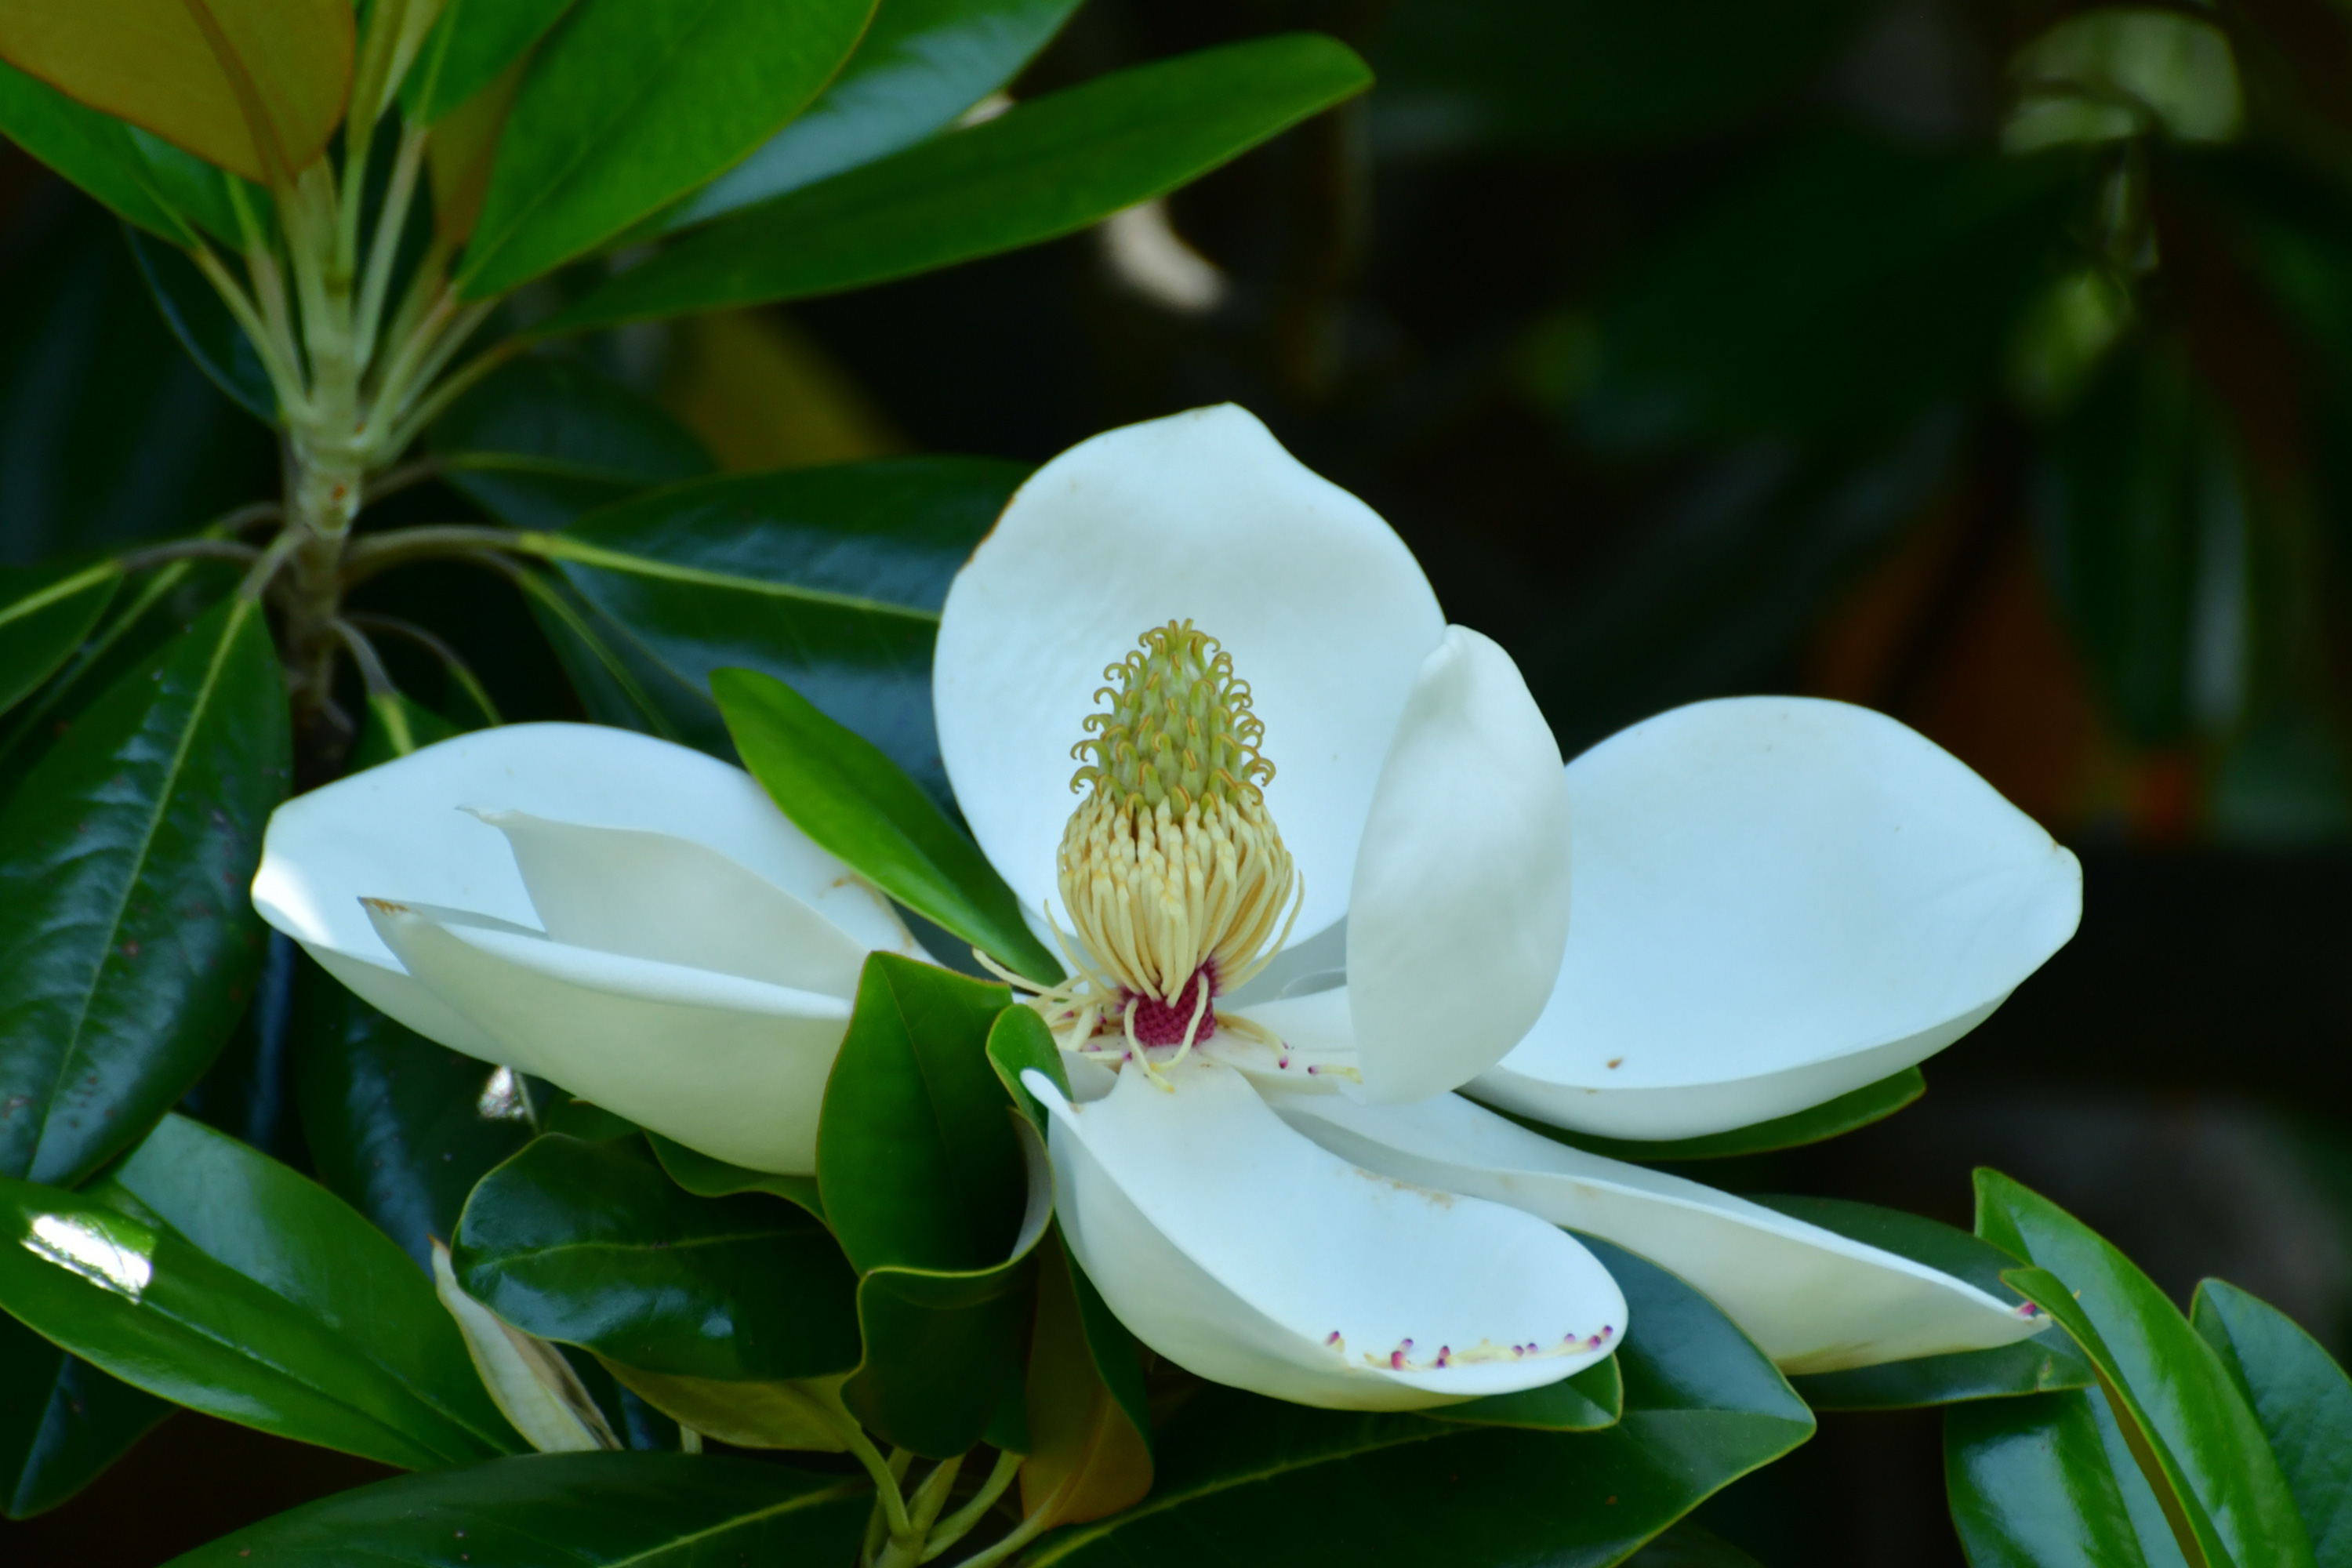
(818, 956), (1043, 1455)
(1485, 1067), (1924, 1164)
(401, 0), (574, 124)
(668, 0), (1083, 227)
(1947, 1388), (2191, 1568)
(0, 0), (354, 185)
(987, 1002), (1069, 1134)
(1753, 1196), (2092, 1410)
(428, 353), (713, 510)
(1981, 1169), (2314, 1568)
(717, 671), (1062, 982)
(0, 1310), (171, 1519)
(0, 60), (200, 244)
(125, 225), (278, 423)
(1624, 1524), (1772, 1567)
(0, 560), (118, 720)
(646, 1131), (822, 1220)
(458, 0), (877, 296)
(542, 456), (1024, 808)
(1027, 1237), (1813, 1567)
(1021, 1233), (1152, 1529)
(602, 1364), (853, 1453)
(161, 1452), (872, 1566)
(1430, 1357), (1624, 1433)
(2191, 1280), (2352, 1566)
(0, 594), (289, 1187)
(454, 1133), (862, 1381)
(539, 33), (1374, 332)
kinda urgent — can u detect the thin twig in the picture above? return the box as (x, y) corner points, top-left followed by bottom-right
(355, 122), (430, 373)
(368, 299), (499, 450)
(345, 612), (504, 724)
(339, 524), (529, 588)
(191, 248), (312, 421)
(238, 527), (309, 602)
(361, 456), (445, 509)
(920, 1450), (1025, 1563)
(116, 539), (264, 575)
(332, 617), (396, 698)
(220, 500), (286, 535)
(379, 333), (517, 456)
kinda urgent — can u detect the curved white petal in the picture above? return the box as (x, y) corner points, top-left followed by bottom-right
(1276, 1091), (2044, 1374)
(1028, 1059), (1624, 1410)
(1475, 698), (2082, 1139)
(368, 901), (849, 1174)
(1346, 628), (1570, 1102)
(934, 405), (1445, 940)
(252, 724), (914, 1049)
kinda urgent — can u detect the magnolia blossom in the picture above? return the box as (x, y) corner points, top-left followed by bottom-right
(252, 404), (2082, 1415)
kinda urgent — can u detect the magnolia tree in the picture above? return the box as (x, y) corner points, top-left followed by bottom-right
(0, 5), (2344, 1567)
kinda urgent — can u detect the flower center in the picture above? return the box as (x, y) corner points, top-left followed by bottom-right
(1018, 622), (1301, 1080)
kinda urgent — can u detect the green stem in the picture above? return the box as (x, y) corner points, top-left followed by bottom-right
(840, 1425), (916, 1544)
(354, 123), (430, 373)
(921, 1450), (1024, 1563)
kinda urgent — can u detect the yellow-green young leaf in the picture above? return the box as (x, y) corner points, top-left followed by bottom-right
(0, 0), (354, 185)
(601, 1365), (853, 1453)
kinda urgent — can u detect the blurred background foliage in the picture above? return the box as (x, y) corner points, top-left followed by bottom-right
(5, 0), (2351, 1563)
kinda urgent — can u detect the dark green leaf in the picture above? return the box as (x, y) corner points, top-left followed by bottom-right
(541, 456), (1023, 803)
(454, 1133), (862, 1381)
(0, 561), (118, 720)
(1981, 1169), (2314, 1568)
(2191, 1279), (2352, 1566)
(1478, 1067), (1924, 1163)
(1623, 1523), (1772, 1567)
(401, 0), (575, 123)
(847, 1230), (1042, 1457)
(1020, 1234), (1152, 1526)
(517, 566), (701, 739)
(536, 1095), (640, 1142)
(717, 669), (1061, 981)
(646, 1131), (822, 1218)
(459, 0), (877, 296)
(0, 60), (200, 244)
(539, 34), (1373, 332)
(1946, 1388), (2187, 1568)
(1029, 1236), (1812, 1566)
(119, 128), (265, 249)
(349, 691), (461, 772)
(986, 1000), (1066, 1133)
(162, 1451), (870, 1566)
(123, 225), (278, 424)
(0, 1310), (170, 1519)
(0, 594), (289, 1186)
(1429, 1356), (1624, 1432)
(667, 0), (1083, 227)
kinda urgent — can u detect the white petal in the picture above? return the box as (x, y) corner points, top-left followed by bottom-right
(1276, 1091), (2044, 1373)
(1346, 628), (1570, 1102)
(934, 405), (1445, 940)
(367, 901), (849, 1174)
(1027, 1059), (1624, 1410)
(252, 723), (914, 1049)
(430, 1240), (617, 1453)
(1475, 698), (2082, 1139)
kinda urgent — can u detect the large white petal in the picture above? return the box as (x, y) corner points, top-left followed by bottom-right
(1346, 627), (1570, 1102)
(367, 901), (849, 1174)
(1276, 1091), (2044, 1374)
(252, 724), (914, 1047)
(934, 405), (1445, 940)
(1475, 698), (2082, 1139)
(1028, 1058), (1624, 1410)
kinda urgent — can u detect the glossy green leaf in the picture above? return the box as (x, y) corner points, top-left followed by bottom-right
(349, 691), (461, 773)
(601, 1363), (852, 1452)
(539, 456), (1022, 803)
(717, 668), (1062, 981)
(1980, 1169), (2314, 1568)
(0, 594), (289, 1187)
(292, 955), (540, 1273)
(0, 60), (199, 244)
(0, 1136), (514, 1469)
(455, 1133), (862, 1381)
(2191, 1279), (2352, 1566)
(1749, 1194), (2092, 1410)
(646, 1131), (822, 1218)
(0, 560), (118, 720)
(1623, 1523), (1772, 1567)
(1479, 1067), (1924, 1163)
(539, 33), (1373, 332)
(1946, 1388), (2188, 1568)
(459, 0), (877, 296)
(667, 0), (1082, 227)
(163, 1451), (870, 1566)
(1020, 1233), (1152, 1529)
(401, 0), (575, 123)
(985, 1000), (1066, 1133)
(1429, 1357), (1624, 1432)
(537, 1096), (641, 1143)
(847, 1227), (1043, 1457)
(1029, 1236), (1812, 1566)
(121, 128), (264, 249)
(0, 1310), (170, 1519)
(123, 225), (279, 423)
(518, 568), (702, 740)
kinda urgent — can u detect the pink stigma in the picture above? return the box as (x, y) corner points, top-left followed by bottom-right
(1129, 964), (1218, 1047)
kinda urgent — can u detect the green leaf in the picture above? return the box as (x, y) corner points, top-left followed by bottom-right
(0, 561), (118, 720)
(291, 955), (541, 1273)
(601, 1364), (853, 1452)
(539, 33), (1374, 332)
(2191, 1279), (2352, 1565)
(350, 691), (461, 772)
(121, 129), (267, 249)
(1029, 1236), (1813, 1566)
(1624, 1523), (1773, 1567)
(454, 1133), (862, 1381)
(0, 60), (200, 244)
(401, 0), (575, 123)
(1749, 1195), (2092, 1410)
(459, 0), (877, 296)
(0, 1311), (171, 1519)
(646, 1131), (822, 1218)
(1946, 1388), (2190, 1568)
(717, 668), (1062, 981)
(1020, 1234), (1152, 1529)
(1429, 1357), (1624, 1433)
(0, 595), (289, 1187)
(1980, 1169), (2314, 1568)
(667, 0), (1083, 227)
(123, 225), (279, 423)
(1477, 1067), (1925, 1163)
(162, 1451), (870, 1566)
(985, 1001), (1067, 1132)
(0, 1128), (515, 1469)
(537, 456), (1024, 803)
